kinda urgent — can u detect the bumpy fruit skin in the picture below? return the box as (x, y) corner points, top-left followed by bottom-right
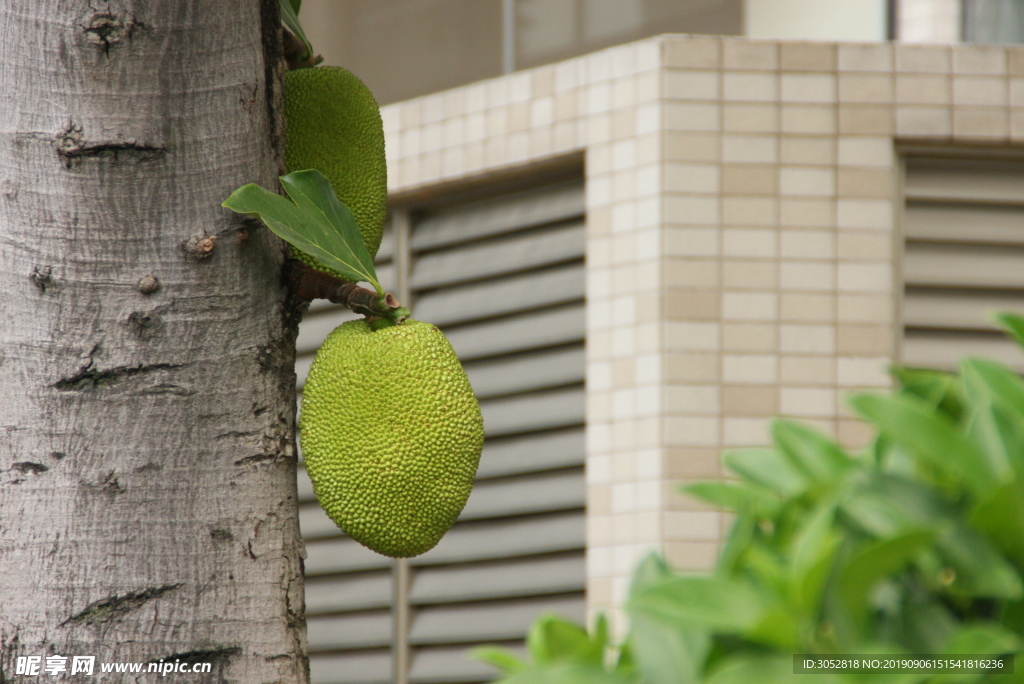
(284, 66), (387, 277)
(300, 319), (484, 558)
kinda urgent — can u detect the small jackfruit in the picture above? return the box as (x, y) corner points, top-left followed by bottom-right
(284, 66), (387, 276)
(300, 319), (484, 558)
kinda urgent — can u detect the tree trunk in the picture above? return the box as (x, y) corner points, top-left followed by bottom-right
(0, 1), (307, 681)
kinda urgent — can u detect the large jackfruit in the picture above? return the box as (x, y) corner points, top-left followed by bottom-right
(284, 66), (387, 275)
(300, 319), (484, 558)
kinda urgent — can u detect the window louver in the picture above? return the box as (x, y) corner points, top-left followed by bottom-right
(295, 176), (586, 684)
(903, 156), (1024, 371)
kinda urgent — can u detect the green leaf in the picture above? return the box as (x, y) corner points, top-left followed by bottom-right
(682, 481), (781, 518)
(627, 576), (764, 633)
(961, 358), (1024, 419)
(772, 420), (855, 484)
(724, 448), (810, 498)
(468, 646), (528, 674)
(993, 311), (1024, 349)
(971, 479), (1024, 570)
(943, 623), (1021, 656)
(223, 170), (380, 292)
(526, 614), (598, 667)
(848, 393), (995, 498)
(788, 502), (842, 617)
(625, 613), (708, 684)
(280, 0), (314, 62)
(892, 365), (965, 419)
(629, 552), (673, 598)
(838, 529), (935, 632)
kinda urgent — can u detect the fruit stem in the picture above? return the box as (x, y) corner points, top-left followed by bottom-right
(292, 262), (409, 323)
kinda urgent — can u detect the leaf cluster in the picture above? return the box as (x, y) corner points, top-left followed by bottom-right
(474, 315), (1024, 684)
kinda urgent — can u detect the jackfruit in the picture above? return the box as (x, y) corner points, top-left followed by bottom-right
(284, 66), (387, 276)
(300, 319), (484, 558)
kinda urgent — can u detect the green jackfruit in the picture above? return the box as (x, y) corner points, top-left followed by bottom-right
(284, 66), (387, 276)
(300, 319), (484, 558)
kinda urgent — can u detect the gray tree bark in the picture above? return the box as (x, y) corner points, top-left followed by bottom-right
(0, 1), (308, 681)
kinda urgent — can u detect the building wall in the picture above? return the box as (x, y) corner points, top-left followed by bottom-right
(376, 35), (1024, 633)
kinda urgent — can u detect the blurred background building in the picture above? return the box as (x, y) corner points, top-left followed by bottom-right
(292, 1), (1024, 683)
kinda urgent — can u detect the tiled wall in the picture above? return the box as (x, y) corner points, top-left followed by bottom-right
(379, 35), (1024, 627)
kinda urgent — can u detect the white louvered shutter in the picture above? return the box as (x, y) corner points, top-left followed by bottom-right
(295, 176), (587, 684)
(902, 156), (1024, 371)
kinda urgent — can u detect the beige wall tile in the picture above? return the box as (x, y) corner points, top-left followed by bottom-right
(952, 77), (1008, 107)
(722, 385), (779, 414)
(780, 136), (836, 165)
(781, 73), (837, 103)
(722, 134), (778, 164)
(780, 292), (836, 320)
(837, 357), (891, 387)
(838, 262), (892, 292)
(780, 167), (836, 196)
(781, 105), (836, 134)
(664, 132), (721, 162)
(1010, 48), (1024, 76)
(895, 106), (952, 137)
(895, 44), (951, 74)
(722, 164), (778, 195)
(722, 354), (778, 383)
(895, 75), (951, 105)
(664, 258), (719, 287)
(780, 198), (835, 227)
(723, 72), (778, 102)
(837, 231), (894, 260)
(665, 385), (721, 414)
(722, 291), (778, 320)
(837, 325), (893, 355)
(723, 259), (778, 288)
(665, 102), (720, 132)
(837, 136), (894, 167)
(722, 197), (778, 226)
(723, 39), (778, 70)
(665, 36), (721, 69)
(665, 195), (719, 224)
(723, 227), (778, 258)
(663, 162), (720, 193)
(838, 294), (893, 323)
(953, 44), (1007, 75)
(780, 261), (836, 291)
(664, 416), (719, 446)
(953, 107), (1009, 139)
(838, 104), (895, 135)
(837, 168), (895, 197)
(723, 103), (779, 133)
(664, 70), (721, 101)
(781, 387), (836, 416)
(664, 448), (722, 478)
(780, 324), (835, 354)
(664, 289), (721, 320)
(837, 199), (893, 230)
(780, 231), (836, 259)
(1011, 79), (1024, 107)
(780, 356), (837, 385)
(723, 416), (772, 446)
(665, 353), (719, 383)
(839, 74), (893, 104)
(838, 43), (893, 72)
(723, 323), (779, 352)
(781, 42), (836, 72)
(663, 227), (718, 257)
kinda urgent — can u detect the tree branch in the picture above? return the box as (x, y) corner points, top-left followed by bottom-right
(290, 262), (410, 325)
